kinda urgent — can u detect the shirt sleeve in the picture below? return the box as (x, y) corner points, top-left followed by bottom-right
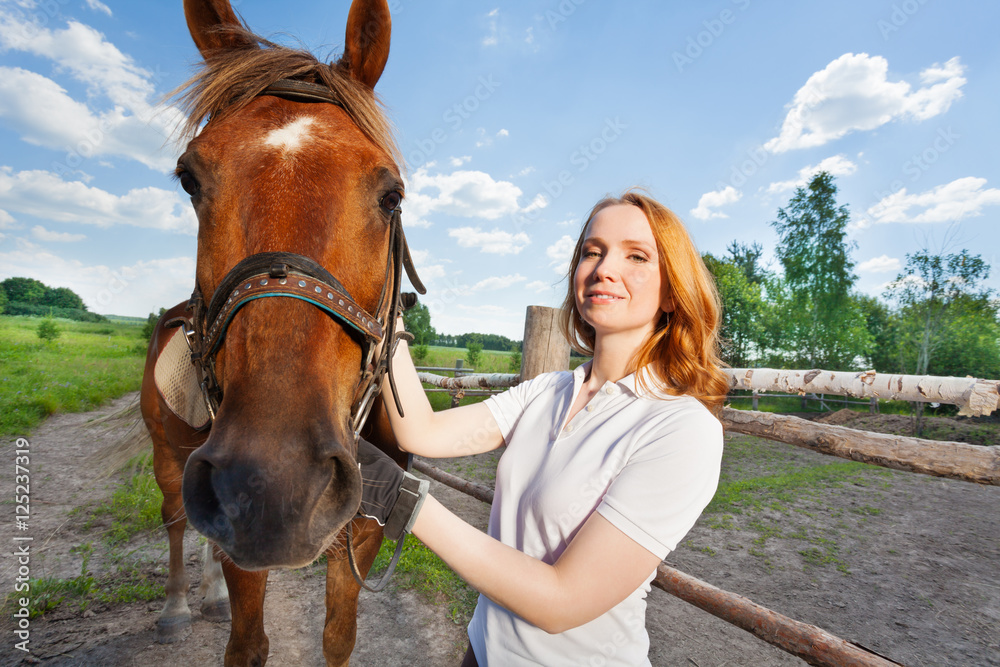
(483, 372), (563, 444)
(596, 405), (723, 560)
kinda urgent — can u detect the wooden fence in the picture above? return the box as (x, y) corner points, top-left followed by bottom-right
(411, 305), (1000, 666)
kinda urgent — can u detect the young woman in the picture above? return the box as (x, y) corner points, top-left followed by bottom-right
(359, 189), (729, 666)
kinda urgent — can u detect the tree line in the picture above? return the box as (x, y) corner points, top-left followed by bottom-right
(703, 171), (998, 380)
(0, 277), (107, 322)
(405, 172), (998, 384)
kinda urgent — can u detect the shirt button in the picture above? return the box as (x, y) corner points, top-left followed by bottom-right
(586, 405), (595, 412)
(605, 386), (615, 395)
(564, 424), (573, 432)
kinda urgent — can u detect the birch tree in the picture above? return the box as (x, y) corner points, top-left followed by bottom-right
(770, 172), (870, 369)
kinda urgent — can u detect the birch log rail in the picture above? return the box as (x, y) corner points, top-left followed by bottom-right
(725, 368), (1000, 417)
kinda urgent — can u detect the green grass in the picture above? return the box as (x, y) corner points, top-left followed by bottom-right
(371, 537), (479, 625)
(5, 543), (164, 618)
(0, 315), (146, 436)
(87, 454), (163, 545)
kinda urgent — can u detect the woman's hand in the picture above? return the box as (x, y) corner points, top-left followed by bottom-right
(356, 438), (428, 541)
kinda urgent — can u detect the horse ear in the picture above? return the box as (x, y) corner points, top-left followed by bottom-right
(340, 0), (392, 89)
(184, 0), (255, 58)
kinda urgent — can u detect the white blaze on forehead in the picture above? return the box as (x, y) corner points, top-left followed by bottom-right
(263, 116), (316, 152)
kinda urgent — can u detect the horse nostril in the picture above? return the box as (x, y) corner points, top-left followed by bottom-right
(182, 455), (234, 545)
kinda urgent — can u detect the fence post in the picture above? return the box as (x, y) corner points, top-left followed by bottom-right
(521, 306), (571, 381)
(752, 392), (759, 411)
(870, 396), (878, 415)
(451, 359), (464, 408)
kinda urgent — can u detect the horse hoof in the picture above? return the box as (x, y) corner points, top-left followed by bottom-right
(155, 614), (193, 644)
(201, 598), (232, 623)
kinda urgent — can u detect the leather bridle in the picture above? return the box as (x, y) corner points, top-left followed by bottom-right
(180, 78), (424, 434)
(176, 78), (425, 591)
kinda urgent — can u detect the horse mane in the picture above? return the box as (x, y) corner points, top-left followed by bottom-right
(172, 25), (402, 169)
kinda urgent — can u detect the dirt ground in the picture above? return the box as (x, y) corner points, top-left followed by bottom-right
(1, 396), (998, 666)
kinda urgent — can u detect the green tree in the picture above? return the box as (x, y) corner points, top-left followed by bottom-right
(509, 347), (522, 373)
(465, 334), (483, 368)
(41, 286), (87, 310)
(411, 344), (429, 364)
(703, 252), (766, 368)
(726, 240), (766, 284)
(402, 302), (436, 346)
(884, 249), (995, 433)
(855, 294), (900, 373)
(0, 284), (7, 314)
(884, 249), (993, 377)
(2, 277), (47, 305)
(141, 308), (168, 341)
(770, 172), (871, 369)
(37, 317), (61, 342)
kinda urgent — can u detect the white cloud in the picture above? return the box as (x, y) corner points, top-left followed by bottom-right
(405, 166), (534, 226)
(449, 156), (472, 167)
(31, 225), (85, 242)
(866, 177), (1000, 224)
(766, 155), (857, 194)
(0, 167), (196, 234)
(448, 227), (530, 255)
(0, 209), (16, 229)
(497, 129), (509, 138)
(526, 279), (557, 293)
(482, 8), (499, 46)
(85, 0), (112, 16)
(546, 234), (576, 275)
(517, 166), (535, 177)
(857, 255), (901, 274)
(0, 14), (182, 171)
(765, 54), (966, 153)
(0, 241), (195, 315)
(407, 249), (447, 282)
(691, 186), (742, 220)
(471, 274), (526, 292)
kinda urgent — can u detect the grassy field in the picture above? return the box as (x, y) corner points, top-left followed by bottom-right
(0, 315), (146, 436)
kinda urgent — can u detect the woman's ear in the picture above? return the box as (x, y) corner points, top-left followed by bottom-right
(661, 295), (675, 314)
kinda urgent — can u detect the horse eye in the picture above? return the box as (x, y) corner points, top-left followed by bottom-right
(380, 191), (402, 213)
(177, 170), (201, 197)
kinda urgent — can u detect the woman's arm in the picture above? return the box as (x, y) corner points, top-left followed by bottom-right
(382, 331), (504, 458)
(411, 495), (662, 634)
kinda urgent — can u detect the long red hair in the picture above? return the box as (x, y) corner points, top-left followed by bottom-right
(559, 190), (728, 414)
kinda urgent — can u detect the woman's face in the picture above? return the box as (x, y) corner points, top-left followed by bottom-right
(573, 204), (671, 342)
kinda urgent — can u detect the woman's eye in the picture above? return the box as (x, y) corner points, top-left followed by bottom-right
(380, 191), (402, 213)
(630, 254), (649, 263)
(177, 169), (200, 197)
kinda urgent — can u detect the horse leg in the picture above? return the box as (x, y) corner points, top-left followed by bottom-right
(156, 481), (193, 642)
(321, 519), (384, 667)
(221, 555), (270, 667)
(197, 541), (231, 622)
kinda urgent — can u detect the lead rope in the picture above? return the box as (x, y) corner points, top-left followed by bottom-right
(345, 520), (406, 593)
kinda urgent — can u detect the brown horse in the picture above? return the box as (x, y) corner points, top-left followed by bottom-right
(140, 1), (417, 664)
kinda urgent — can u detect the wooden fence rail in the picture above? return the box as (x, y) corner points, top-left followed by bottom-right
(412, 460), (900, 667)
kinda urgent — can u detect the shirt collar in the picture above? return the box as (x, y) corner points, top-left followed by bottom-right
(572, 360), (641, 397)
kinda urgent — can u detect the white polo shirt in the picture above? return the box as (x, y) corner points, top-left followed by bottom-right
(467, 363), (723, 666)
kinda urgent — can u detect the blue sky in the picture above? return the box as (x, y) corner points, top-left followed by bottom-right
(1, 0), (997, 340)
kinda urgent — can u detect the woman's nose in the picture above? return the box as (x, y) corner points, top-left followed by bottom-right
(593, 256), (620, 281)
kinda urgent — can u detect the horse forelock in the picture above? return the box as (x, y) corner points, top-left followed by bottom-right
(172, 25), (402, 171)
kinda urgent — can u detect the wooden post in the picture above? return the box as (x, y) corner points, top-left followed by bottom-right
(520, 306), (570, 381)
(451, 359), (464, 408)
(752, 392), (759, 411)
(870, 397), (878, 415)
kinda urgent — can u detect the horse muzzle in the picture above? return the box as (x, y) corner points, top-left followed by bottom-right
(181, 432), (362, 570)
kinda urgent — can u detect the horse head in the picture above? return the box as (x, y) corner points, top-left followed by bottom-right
(176, 0), (412, 570)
